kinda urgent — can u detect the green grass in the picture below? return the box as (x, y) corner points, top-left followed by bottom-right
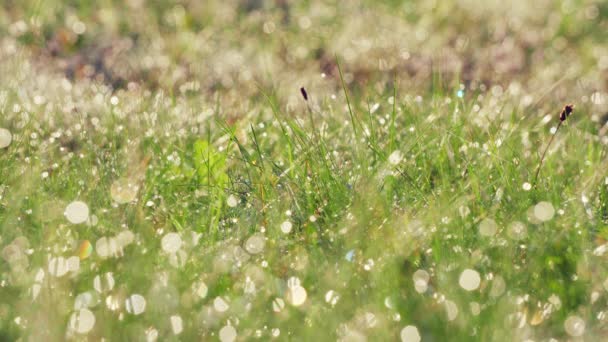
(1, 1), (608, 341)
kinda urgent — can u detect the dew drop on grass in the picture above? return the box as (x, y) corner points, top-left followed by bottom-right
(88, 214), (98, 226)
(226, 194), (238, 207)
(363, 312), (378, 328)
(125, 294), (146, 315)
(591, 291), (601, 304)
(105, 295), (121, 311)
(68, 308), (95, 334)
(280, 220), (293, 234)
(564, 315), (585, 337)
(459, 269), (481, 291)
(78, 240), (93, 259)
(592, 244), (608, 256)
(74, 292), (97, 310)
(243, 276), (256, 295)
(508, 221), (527, 240)
(548, 294), (562, 309)
(370, 103), (380, 113)
(286, 278), (307, 306)
(479, 218), (497, 237)
(110, 178), (139, 204)
(194, 281), (208, 299)
(170, 315), (183, 335)
(345, 249), (355, 262)
(445, 300), (459, 321)
(96, 237), (119, 258)
(0, 128), (12, 148)
(341, 329), (367, 341)
(287, 276), (301, 288)
(219, 325), (237, 342)
(400, 325), (421, 342)
(526, 206), (541, 224)
(66, 256), (80, 272)
(146, 327), (159, 341)
(388, 150), (403, 165)
(48, 256), (69, 277)
(489, 275), (506, 298)
(272, 298), (285, 312)
(470, 302), (481, 316)
(65, 201), (89, 224)
(413, 269), (430, 293)
(169, 249), (188, 268)
(325, 290), (340, 306)
(534, 201), (555, 222)
(161, 232), (182, 253)
(244, 235), (265, 254)
(232, 245), (251, 264)
(384, 297), (396, 310)
(116, 230), (134, 248)
(34, 268), (45, 283)
(458, 205), (470, 218)
(213, 297), (230, 312)
(286, 285), (307, 306)
(530, 309), (544, 326)
(363, 258), (375, 271)
(93, 272), (115, 293)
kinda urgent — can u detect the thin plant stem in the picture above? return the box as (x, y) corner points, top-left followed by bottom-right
(300, 87), (318, 139)
(534, 120), (562, 184)
(306, 100), (316, 137)
(336, 57), (358, 137)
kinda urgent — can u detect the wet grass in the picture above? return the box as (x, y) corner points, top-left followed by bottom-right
(1, 1), (608, 341)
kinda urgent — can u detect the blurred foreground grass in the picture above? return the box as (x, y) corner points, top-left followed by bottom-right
(1, 1), (608, 341)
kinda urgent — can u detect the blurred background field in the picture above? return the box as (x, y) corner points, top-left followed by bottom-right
(1, 1), (608, 341)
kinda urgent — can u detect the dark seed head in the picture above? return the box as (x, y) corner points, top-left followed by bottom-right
(559, 104), (574, 122)
(300, 87), (308, 101)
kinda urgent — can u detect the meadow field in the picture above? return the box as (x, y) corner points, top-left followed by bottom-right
(1, 1), (608, 341)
